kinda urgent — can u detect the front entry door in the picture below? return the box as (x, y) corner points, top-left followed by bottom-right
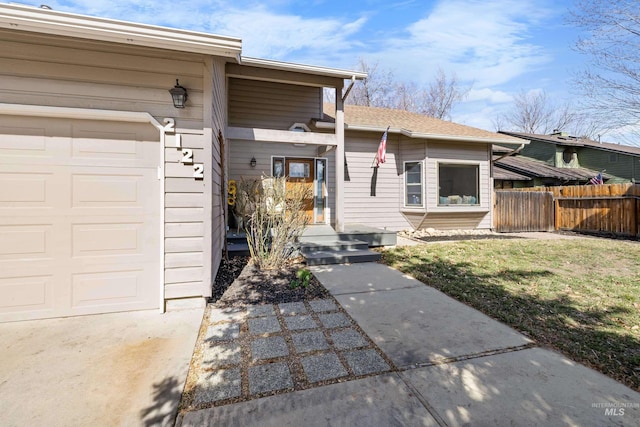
(285, 158), (314, 222)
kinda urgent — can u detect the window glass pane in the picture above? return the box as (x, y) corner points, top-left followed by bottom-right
(273, 158), (284, 177)
(438, 164), (479, 205)
(289, 162), (310, 178)
(404, 162), (423, 206)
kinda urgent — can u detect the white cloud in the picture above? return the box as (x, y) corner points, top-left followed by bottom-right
(466, 88), (512, 104)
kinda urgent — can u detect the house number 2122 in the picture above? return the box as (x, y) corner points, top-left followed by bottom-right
(172, 133), (203, 179)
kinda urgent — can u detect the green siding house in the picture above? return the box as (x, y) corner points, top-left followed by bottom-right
(499, 131), (640, 184)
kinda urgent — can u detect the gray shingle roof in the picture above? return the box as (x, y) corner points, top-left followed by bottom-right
(499, 131), (640, 156)
(322, 104), (525, 144)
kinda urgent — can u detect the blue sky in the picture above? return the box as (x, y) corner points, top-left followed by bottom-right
(16, 0), (586, 133)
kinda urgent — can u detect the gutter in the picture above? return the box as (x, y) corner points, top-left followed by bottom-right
(0, 3), (242, 57)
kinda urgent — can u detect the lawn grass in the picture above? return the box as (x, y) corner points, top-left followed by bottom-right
(380, 236), (640, 391)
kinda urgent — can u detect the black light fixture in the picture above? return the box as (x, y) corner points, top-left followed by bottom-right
(169, 79), (188, 108)
(250, 157), (257, 167)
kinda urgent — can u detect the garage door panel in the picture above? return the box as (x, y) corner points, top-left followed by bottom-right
(72, 223), (143, 257)
(72, 173), (141, 207)
(71, 121), (159, 168)
(0, 225), (51, 259)
(0, 275), (54, 311)
(0, 116), (161, 322)
(71, 269), (147, 308)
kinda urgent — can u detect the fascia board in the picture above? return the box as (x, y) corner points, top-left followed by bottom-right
(0, 4), (242, 57)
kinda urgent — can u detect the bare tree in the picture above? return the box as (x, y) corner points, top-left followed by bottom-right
(569, 0), (640, 131)
(346, 60), (470, 120)
(419, 68), (471, 120)
(347, 58), (395, 107)
(496, 90), (586, 135)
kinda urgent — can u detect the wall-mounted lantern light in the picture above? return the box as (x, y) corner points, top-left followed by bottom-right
(169, 79), (188, 108)
(250, 157), (257, 167)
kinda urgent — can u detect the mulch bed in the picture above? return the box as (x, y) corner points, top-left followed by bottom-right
(210, 256), (330, 307)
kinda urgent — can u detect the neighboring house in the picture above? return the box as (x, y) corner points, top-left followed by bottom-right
(0, 4), (361, 322)
(492, 145), (608, 188)
(228, 103), (525, 232)
(499, 130), (640, 184)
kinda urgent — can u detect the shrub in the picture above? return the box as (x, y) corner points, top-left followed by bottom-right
(235, 176), (310, 270)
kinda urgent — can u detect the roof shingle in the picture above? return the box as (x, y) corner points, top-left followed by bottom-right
(322, 104), (525, 144)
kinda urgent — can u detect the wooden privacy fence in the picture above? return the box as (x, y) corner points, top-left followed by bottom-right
(494, 183), (640, 236)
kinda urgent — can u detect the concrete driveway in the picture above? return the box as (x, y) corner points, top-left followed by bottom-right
(0, 307), (204, 427)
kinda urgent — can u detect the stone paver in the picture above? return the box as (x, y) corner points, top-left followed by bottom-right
(202, 342), (241, 369)
(205, 323), (240, 342)
(291, 331), (330, 354)
(247, 304), (275, 318)
(308, 299), (338, 313)
(251, 336), (289, 361)
(248, 316), (281, 335)
(343, 349), (390, 376)
(318, 312), (351, 329)
(301, 352), (348, 383)
(278, 301), (307, 316)
(209, 307), (245, 324)
(284, 315), (318, 331)
(248, 362), (293, 395)
(330, 328), (368, 350)
(194, 368), (241, 404)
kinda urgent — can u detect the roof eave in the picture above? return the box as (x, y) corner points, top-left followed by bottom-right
(241, 57), (367, 80)
(0, 4), (242, 58)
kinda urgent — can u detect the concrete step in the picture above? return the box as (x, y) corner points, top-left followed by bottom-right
(304, 248), (381, 266)
(299, 240), (369, 254)
(226, 239), (250, 257)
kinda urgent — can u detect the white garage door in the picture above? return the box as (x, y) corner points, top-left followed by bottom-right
(0, 116), (161, 322)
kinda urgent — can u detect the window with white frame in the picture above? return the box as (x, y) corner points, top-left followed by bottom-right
(438, 163), (479, 206)
(404, 161), (423, 206)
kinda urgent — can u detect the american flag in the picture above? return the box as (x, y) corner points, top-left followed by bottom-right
(589, 172), (604, 185)
(375, 127), (389, 167)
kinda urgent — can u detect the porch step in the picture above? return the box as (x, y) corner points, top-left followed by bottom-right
(303, 248), (381, 266)
(226, 231), (250, 257)
(299, 240), (370, 253)
(299, 224), (397, 247)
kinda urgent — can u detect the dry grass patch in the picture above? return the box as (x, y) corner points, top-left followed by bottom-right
(381, 237), (640, 391)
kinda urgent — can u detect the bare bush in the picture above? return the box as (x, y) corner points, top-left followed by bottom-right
(236, 176), (310, 270)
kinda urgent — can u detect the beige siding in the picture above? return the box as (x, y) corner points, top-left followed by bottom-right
(421, 212), (489, 230)
(0, 30), (206, 131)
(343, 134), (412, 231)
(164, 133), (207, 297)
(228, 78), (322, 130)
(209, 58), (227, 291)
(425, 141), (492, 229)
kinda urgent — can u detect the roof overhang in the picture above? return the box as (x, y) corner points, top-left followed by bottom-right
(315, 121), (528, 145)
(0, 3), (242, 58)
(240, 57), (367, 80)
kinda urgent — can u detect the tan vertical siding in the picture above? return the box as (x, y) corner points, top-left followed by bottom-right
(343, 134), (412, 231)
(228, 78), (322, 129)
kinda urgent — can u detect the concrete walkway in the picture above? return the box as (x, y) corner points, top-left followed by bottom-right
(0, 307), (204, 427)
(182, 263), (640, 426)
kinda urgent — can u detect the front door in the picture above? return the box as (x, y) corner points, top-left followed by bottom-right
(285, 158), (314, 222)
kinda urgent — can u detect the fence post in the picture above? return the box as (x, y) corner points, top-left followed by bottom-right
(554, 197), (560, 231)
